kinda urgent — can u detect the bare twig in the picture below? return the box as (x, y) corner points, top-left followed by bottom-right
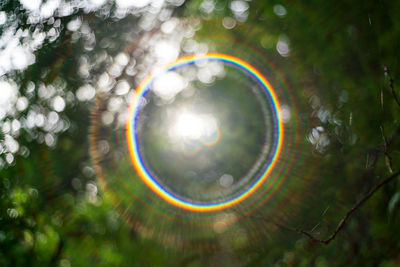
(309, 206), (330, 233)
(271, 169), (400, 244)
(384, 66), (400, 107)
(380, 126), (394, 173)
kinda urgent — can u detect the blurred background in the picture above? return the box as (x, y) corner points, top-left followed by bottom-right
(0, 0), (400, 265)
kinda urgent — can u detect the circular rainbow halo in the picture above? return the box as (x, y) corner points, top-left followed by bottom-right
(126, 53), (284, 212)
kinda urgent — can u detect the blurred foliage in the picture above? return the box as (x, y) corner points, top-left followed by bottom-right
(0, 0), (400, 266)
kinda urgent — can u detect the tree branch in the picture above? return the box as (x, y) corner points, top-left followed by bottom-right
(257, 67), (400, 245)
(273, 169), (400, 244)
(293, 67), (400, 243)
(380, 126), (394, 173)
(384, 66), (400, 107)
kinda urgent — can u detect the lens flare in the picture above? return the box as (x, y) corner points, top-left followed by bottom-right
(90, 18), (305, 250)
(126, 53), (284, 212)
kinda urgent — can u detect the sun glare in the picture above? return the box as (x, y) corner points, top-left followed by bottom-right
(175, 113), (204, 140)
(170, 112), (220, 145)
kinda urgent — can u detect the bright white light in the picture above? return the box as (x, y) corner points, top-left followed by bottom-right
(67, 17), (82, 31)
(230, 0), (249, 14)
(152, 72), (186, 100)
(19, 0), (42, 11)
(170, 112), (220, 145)
(0, 80), (18, 120)
(154, 41), (179, 63)
(175, 113), (203, 140)
(161, 18), (179, 34)
(116, 0), (151, 9)
(0, 12), (7, 25)
(40, 0), (60, 18)
(76, 84), (96, 101)
(52, 96), (65, 112)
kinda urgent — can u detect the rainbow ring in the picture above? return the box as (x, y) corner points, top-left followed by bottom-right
(126, 53), (284, 212)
